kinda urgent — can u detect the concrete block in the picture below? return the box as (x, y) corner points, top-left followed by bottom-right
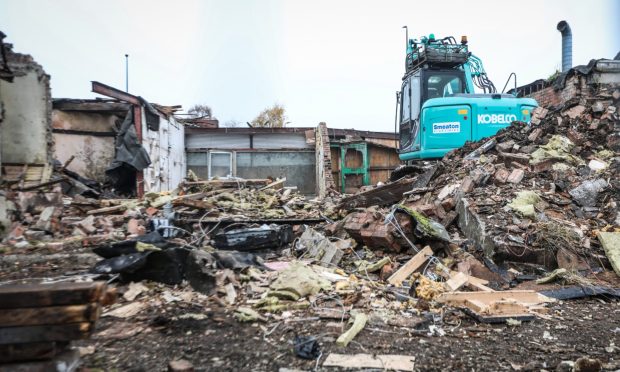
(456, 197), (495, 257)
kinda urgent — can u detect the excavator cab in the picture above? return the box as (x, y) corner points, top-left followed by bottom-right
(399, 68), (467, 154)
(397, 33), (537, 161)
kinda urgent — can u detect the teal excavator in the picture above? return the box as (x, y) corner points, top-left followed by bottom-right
(396, 31), (537, 161)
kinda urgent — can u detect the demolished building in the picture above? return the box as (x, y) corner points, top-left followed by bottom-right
(185, 123), (399, 195)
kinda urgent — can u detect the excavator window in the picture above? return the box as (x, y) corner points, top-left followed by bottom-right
(422, 71), (464, 102)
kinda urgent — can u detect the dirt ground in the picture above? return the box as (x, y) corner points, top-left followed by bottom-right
(74, 296), (620, 372)
(3, 250), (620, 372)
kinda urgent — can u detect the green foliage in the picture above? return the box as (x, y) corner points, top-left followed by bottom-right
(547, 69), (561, 83)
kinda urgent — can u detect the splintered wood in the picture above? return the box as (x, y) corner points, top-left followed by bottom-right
(387, 246), (433, 286)
(436, 290), (555, 323)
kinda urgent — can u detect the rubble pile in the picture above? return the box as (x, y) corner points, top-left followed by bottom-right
(404, 93), (620, 275)
(1, 176), (327, 253)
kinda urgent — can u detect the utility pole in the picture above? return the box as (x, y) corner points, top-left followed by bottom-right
(125, 54), (129, 92)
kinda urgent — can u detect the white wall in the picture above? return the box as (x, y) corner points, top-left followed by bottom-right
(142, 113), (186, 192)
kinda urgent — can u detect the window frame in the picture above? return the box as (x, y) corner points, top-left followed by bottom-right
(420, 69), (466, 103)
(208, 150), (233, 179)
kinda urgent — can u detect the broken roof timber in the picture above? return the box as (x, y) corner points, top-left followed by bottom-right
(52, 98), (130, 113)
(91, 81), (140, 105)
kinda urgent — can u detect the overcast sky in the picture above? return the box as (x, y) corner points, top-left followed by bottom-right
(1, 0), (618, 131)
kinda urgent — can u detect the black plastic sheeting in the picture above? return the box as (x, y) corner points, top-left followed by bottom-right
(91, 231), (268, 288)
(139, 97), (160, 132)
(553, 52), (620, 90)
(105, 109), (151, 193)
(540, 286), (620, 300)
(212, 224), (294, 251)
(294, 336), (321, 360)
(92, 248), (190, 285)
(93, 231), (170, 258)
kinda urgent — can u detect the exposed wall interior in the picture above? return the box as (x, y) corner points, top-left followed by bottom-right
(52, 104), (124, 182)
(0, 44), (52, 167)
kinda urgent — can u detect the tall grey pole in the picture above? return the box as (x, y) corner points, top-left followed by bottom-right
(125, 54), (129, 92)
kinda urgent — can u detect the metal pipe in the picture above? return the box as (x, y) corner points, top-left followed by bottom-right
(125, 54), (129, 92)
(557, 21), (572, 72)
(394, 91), (400, 149)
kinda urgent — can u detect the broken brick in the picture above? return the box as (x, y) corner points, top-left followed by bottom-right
(527, 128), (543, 142)
(145, 207), (159, 217)
(434, 203), (447, 220)
(127, 218), (146, 236)
(440, 197), (455, 211)
(415, 204), (435, 216)
(460, 176), (474, 193)
(496, 140), (515, 153)
(494, 168), (510, 184)
(530, 158), (558, 172)
(507, 169), (525, 184)
(498, 152), (530, 166)
(75, 215), (97, 235)
(562, 104), (586, 119)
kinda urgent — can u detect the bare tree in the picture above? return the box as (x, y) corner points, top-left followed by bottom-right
(188, 104), (213, 119)
(250, 103), (287, 128)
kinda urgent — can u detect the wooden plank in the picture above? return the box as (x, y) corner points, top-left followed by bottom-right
(436, 290), (554, 306)
(445, 272), (468, 291)
(387, 246), (433, 286)
(323, 353), (414, 370)
(0, 304), (100, 327)
(466, 280), (495, 292)
(451, 271), (489, 286)
(339, 177), (417, 210)
(173, 199), (214, 209)
(259, 178), (286, 191)
(463, 299), (488, 313)
(438, 268), (494, 292)
(0, 282), (106, 309)
(183, 179), (270, 188)
(488, 300), (529, 315)
(0, 323), (92, 344)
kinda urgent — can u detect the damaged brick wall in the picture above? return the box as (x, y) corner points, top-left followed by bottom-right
(0, 42), (53, 166)
(315, 122), (336, 197)
(528, 75), (584, 108)
(527, 61), (620, 109)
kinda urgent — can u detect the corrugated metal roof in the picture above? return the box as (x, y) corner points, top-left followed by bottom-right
(185, 133), (250, 149)
(253, 133), (311, 149)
